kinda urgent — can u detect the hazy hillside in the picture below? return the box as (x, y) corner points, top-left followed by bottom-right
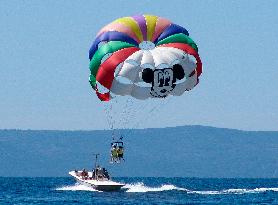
(0, 126), (277, 177)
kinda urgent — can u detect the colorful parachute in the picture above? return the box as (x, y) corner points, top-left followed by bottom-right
(89, 15), (202, 101)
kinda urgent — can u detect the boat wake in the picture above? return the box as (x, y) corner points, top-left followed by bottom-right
(124, 183), (278, 194)
(56, 183), (99, 192)
(188, 187), (278, 195)
(124, 182), (187, 193)
(56, 182), (278, 195)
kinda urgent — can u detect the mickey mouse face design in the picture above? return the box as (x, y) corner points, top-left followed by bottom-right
(142, 64), (185, 98)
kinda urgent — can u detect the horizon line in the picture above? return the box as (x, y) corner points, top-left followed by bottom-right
(0, 124), (277, 132)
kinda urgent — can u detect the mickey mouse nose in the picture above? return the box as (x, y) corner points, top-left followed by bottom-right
(160, 89), (167, 93)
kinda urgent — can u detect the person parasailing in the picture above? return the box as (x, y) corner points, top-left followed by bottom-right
(110, 140), (124, 163)
(110, 144), (118, 163)
(117, 145), (124, 162)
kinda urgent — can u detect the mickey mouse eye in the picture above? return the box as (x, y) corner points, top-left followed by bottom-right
(173, 64), (185, 80)
(141, 68), (154, 83)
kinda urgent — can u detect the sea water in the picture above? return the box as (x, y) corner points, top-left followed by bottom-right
(1, 177), (278, 204)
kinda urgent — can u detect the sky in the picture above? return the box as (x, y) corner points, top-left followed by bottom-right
(0, 0), (277, 131)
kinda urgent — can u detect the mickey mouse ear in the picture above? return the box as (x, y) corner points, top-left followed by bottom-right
(141, 68), (154, 83)
(173, 64), (185, 80)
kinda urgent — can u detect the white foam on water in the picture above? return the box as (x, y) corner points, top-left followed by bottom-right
(55, 182), (278, 195)
(55, 183), (100, 192)
(188, 187), (278, 195)
(123, 183), (278, 195)
(123, 182), (188, 193)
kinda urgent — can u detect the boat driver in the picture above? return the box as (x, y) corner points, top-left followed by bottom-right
(81, 168), (89, 179)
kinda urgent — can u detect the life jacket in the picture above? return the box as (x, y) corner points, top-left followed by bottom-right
(112, 148), (118, 157)
(117, 148), (123, 155)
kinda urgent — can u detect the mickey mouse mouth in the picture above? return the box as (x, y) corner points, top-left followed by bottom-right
(150, 86), (175, 98)
(150, 91), (167, 98)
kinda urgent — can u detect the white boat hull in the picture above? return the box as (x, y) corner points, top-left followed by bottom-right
(69, 171), (125, 192)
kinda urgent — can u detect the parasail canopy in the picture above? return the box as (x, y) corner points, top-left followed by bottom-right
(89, 14), (202, 101)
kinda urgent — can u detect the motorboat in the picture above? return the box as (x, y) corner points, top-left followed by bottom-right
(69, 154), (125, 192)
(69, 170), (125, 191)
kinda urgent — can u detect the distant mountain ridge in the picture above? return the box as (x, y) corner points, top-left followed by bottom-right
(0, 126), (277, 177)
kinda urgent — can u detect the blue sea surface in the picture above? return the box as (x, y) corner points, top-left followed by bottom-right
(1, 177), (278, 204)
